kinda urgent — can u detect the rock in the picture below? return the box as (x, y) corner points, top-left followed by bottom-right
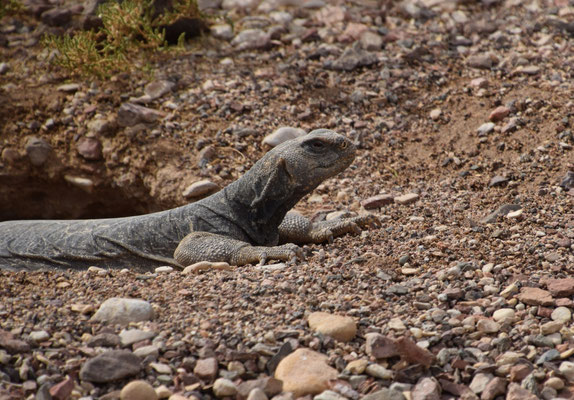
(517, 287), (554, 306)
(467, 53), (494, 69)
(559, 361), (574, 382)
(222, 0), (258, 10)
(76, 137), (103, 160)
(489, 176), (508, 187)
(182, 261), (233, 274)
(211, 24), (234, 40)
(194, 357), (218, 380)
(120, 380), (158, 400)
(79, 350), (142, 383)
(470, 77), (489, 88)
(182, 180), (220, 199)
(365, 364), (393, 379)
(506, 209), (523, 219)
(506, 383), (538, 400)
(536, 349), (560, 365)
(119, 329), (155, 346)
(29, 330), (50, 342)
(133, 345), (159, 359)
(365, 333), (398, 359)
(274, 348), (338, 397)
(231, 29), (271, 51)
(540, 320), (563, 335)
(237, 377), (283, 398)
(546, 278), (574, 297)
(91, 298), (154, 325)
(480, 377), (506, 400)
(41, 8), (72, 26)
(396, 336), (434, 367)
(57, 83), (80, 93)
(307, 312), (357, 342)
(145, 80), (175, 100)
(345, 359), (368, 374)
(489, 106), (510, 122)
(155, 385), (172, 399)
(150, 362), (171, 374)
(412, 377), (440, 400)
(330, 46), (378, 71)
(262, 127), (306, 147)
(360, 31), (383, 51)
(88, 116), (117, 137)
(551, 306), (571, 322)
(25, 136), (52, 166)
(361, 194), (394, 209)
(429, 109), (442, 120)
(559, 170), (574, 189)
(519, 65), (540, 75)
(49, 376), (74, 400)
(155, 266), (173, 273)
(492, 309), (515, 322)
(117, 103), (165, 127)
(314, 390), (347, 400)
(87, 333), (121, 347)
(247, 388), (268, 400)
(394, 193), (420, 205)
(213, 378), (238, 397)
(477, 122), (495, 136)
(477, 319), (500, 334)
(362, 388), (406, 400)
(481, 204), (522, 224)
(469, 373), (493, 394)
(509, 364), (531, 382)
(545, 377), (564, 390)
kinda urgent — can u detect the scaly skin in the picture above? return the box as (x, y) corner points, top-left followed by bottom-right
(0, 129), (376, 271)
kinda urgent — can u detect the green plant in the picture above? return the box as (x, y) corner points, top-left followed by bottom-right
(43, 0), (202, 78)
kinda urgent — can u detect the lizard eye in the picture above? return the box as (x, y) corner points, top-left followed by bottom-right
(340, 141), (348, 149)
(304, 139), (327, 153)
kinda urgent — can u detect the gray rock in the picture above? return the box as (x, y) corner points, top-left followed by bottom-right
(536, 349), (560, 365)
(481, 204), (521, 223)
(87, 333), (121, 347)
(25, 137), (52, 166)
(41, 8), (72, 26)
(412, 377), (441, 400)
(477, 122), (495, 136)
(330, 46), (378, 71)
(231, 29), (271, 51)
(117, 103), (164, 127)
(362, 388), (406, 400)
(119, 329), (156, 346)
(360, 31), (383, 51)
(28, 330), (50, 342)
(182, 180), (220, 199)
(79, 350), (142, 383)
(91, 298), (154, 325)
(198, 0), (223, 10)
(468, 54), (494, 69)
(489, 175), (509, 187)
(560, 170), (574, 189)
(76, 137), (103, 160)
(211, 24), (234, 40)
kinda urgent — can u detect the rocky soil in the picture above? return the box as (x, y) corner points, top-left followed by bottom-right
(1, 0), (574, 399)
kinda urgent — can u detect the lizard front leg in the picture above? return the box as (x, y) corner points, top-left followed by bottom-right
(278, 212), (380, 244)
(174, 231), (303, 266)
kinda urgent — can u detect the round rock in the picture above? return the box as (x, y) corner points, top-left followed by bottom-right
(263, 127), (306, 147)
(308, 312), (357, 342)
(25, 136), (52, 166)
(213, 378), (238, 397)
(120, 380), (158, 400)
(91, 298), (154, 325)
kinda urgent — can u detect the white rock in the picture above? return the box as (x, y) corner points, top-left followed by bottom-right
(213, 378), (238, 397)
(493, 308), (515, 322)
(559, 361), (574, 382)
(211, 24), (234, 40)
(119, 329), (156, 346)
(29, 330), (50, 342)
(551, 306), (571, 322)
(92, 298), (154, 325)
(155, 266), (173, 273)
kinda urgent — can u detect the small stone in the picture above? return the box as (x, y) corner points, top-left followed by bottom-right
(92, 298), (154, 325)
(481, 204), (522, 224)
(64, 175), (94, 192)
(213, 378), (238, 397)
(150, 362), (172, 375)
(182, 180), (220, 199)
(361, 194), (394, 209)
(57, 83), (80, 93)
(117, 103), (165, 127)
(509, 364), (532, 382)
(470, 77), (489, 88)
(552, 306), (571, 322)
(506, 383), (538, 400)
(262, 127), (306, 147)
(520, 65), (540, 75)
(559, 361), (574, 382)
(80, 350), (142, 383)
(25, 136), (52, 166)
(194, 357), (218, 380)
(238, 377), (283, 398)
(429, 109), (442, 121)
(477, 122), (495, 136)
(308, 312), (356, 342)
(330, 46), (378, 71)
(411, 377), (440, 400)
(155, 385), (172, 399)
(211, 24), (234, 40)
(77, 137), (103, 160)
(363, 389), (406, 400)
(546, 278), (574, 297)
(49, 376), (74, 400)
(29, 330), (50, 342)
(144, 80), (175, 100)
(517, 287), (554, 306)
(395, 336), (434, 367)
(345, 359), (368, 374)
(536, 349), (560, 365)
(395, 193), (419, 205)
(545, 377), (564, 390)
(182, 261), (233, 274)
(493, 309), (515, 322)
(540, 320), (564, 335)
(41, 8), (72, 26)
(231, 29), (271, 51)
(155, 266), (173, 273)
(359, 31), (383, 51)
(468, 53), (494, 69)
(506, 209), (523, 219)
(388, 318), (406, 331)
(365, 333), (398, 359)
(133, 345), (159, 359)
(274, 348), (338, 397)
(489, 106), (510, 122)
(365, 364), (393, 380)
(120, 380), (158, 400)
(469, 373), (493, 394)
(480, 377), (506, 400)
(87, 333), (121, 347)
(247, 388), (268, 400)
(119, 329), (156, 346)
(314, 390), (346, 400)
(477, 319), (500, 334)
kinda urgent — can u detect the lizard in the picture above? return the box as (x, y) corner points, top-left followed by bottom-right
(0, 129), (377, 271)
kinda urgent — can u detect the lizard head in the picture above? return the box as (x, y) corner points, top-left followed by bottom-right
(276, 129), (356, 192)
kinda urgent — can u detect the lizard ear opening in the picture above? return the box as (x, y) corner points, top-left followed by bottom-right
(250, 156), (294, 208)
